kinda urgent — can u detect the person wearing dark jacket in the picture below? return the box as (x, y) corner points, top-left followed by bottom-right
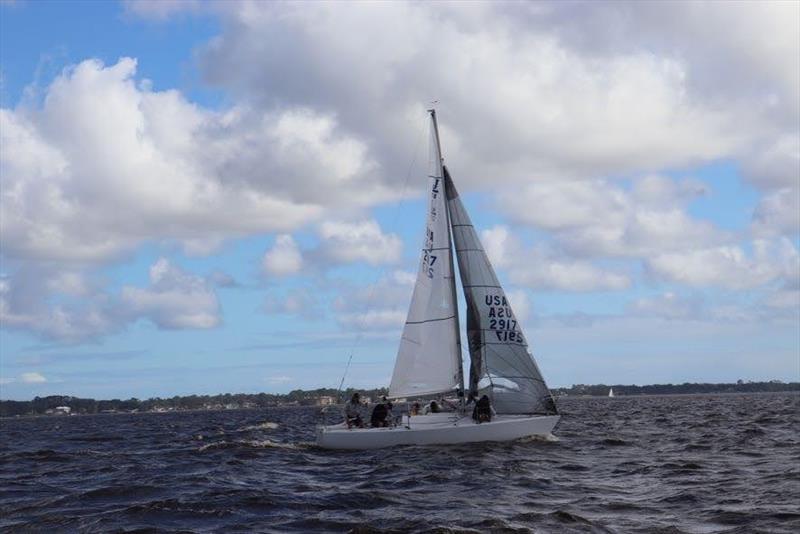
(472, 395), (494, 423)
(370, 401), (389, 427)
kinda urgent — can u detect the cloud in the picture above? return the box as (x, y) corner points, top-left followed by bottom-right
(481, 226), (631, 292)
(763, 287), (800, 312)
(500, 175), (724, 259)
(504, 289), (531, 323)
(20, 372), (47, 384)
(121, 258), (221, 329)
(185, 0), (800, 192)
(317, 220), (402, 265)
(742, 134), (800, 191)
(1, 58), (395, 264)
(630, 292), (705, 321)
(1, 258), (224, 342)
(0, 268), (119, 342)
(752, 187), (800, 237)
(646, 238), (800, 290)
(263, 234), (304, 276)
(333, 270), (414, 331)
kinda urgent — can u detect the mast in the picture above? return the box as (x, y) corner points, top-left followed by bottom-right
(430, 109), (466, 398)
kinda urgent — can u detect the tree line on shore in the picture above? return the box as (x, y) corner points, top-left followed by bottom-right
(1, 381), (796, 417)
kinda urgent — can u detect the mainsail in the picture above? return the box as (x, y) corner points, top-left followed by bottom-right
(445, 168), (557, 415)
(388, 113), (462, 398)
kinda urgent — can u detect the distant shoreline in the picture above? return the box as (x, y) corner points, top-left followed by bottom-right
(1, 381), (797, 418)
(4, 390), (799, 421)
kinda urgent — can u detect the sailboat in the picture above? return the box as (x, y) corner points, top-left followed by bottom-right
(608, 388), (615, 397)
(316, 110), (560, 450)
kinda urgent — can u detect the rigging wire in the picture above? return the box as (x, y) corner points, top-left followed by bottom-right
(335, 353), (354, 403)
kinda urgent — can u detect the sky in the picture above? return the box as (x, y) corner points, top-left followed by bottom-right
(0, 0), (798, 401)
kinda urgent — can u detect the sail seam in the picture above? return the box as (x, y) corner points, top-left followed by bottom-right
(405, 315), (456, 325)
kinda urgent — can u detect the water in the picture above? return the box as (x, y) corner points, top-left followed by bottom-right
(1, 393), (798, 533)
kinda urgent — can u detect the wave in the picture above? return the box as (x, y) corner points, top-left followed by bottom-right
(237, 421), (279, 431)
(197, 439), (308, 452)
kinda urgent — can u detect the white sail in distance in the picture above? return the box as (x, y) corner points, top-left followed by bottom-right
(388, 112), (462, 399)
(445, 168), (557, 415)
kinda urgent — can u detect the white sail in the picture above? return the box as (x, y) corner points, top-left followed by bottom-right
(445, 168), (557, 415)
(388, 113), (462, 399)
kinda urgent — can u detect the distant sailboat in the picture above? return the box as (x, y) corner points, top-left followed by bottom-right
(608, 388), (615, 397)
(316, 110), (559, 450)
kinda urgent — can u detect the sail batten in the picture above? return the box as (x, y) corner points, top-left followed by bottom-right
(444, 166), (557, 415)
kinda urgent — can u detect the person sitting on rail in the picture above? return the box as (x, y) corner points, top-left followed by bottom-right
(345, 393), (364, 428)
(422, 400), (440, 415)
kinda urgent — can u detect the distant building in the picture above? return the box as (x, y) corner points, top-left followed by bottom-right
(317, 396), (336, 406)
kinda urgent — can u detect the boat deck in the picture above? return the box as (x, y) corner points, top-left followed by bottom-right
(316, 413), (560, 449)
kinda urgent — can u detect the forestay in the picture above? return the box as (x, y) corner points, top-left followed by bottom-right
(445, 168), (557, 415)
(388, 116), (462, 399)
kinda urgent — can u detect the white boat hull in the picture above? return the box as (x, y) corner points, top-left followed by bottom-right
(316, 413), (560, 450)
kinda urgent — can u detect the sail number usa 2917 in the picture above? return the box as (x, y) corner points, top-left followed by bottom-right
(485, 294), (525, 344)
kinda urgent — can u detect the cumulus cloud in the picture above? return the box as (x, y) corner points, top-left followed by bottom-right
(193, 1), (763, 188)
(263, 235), (304, 276)
(333, 270), (414, 331)
(500, 175), (724, 259)
(0, 268), (119, 342)
(1, 258), (224, 341)
(646, 238), (800, 290)
(317, 220), (402, 265)
(121, 258), (221, 329)
(481, 226), (631, 292)
(0, 58), (392, 264)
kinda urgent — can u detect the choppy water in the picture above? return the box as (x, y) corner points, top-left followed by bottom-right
(1, 393), (798, 533)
